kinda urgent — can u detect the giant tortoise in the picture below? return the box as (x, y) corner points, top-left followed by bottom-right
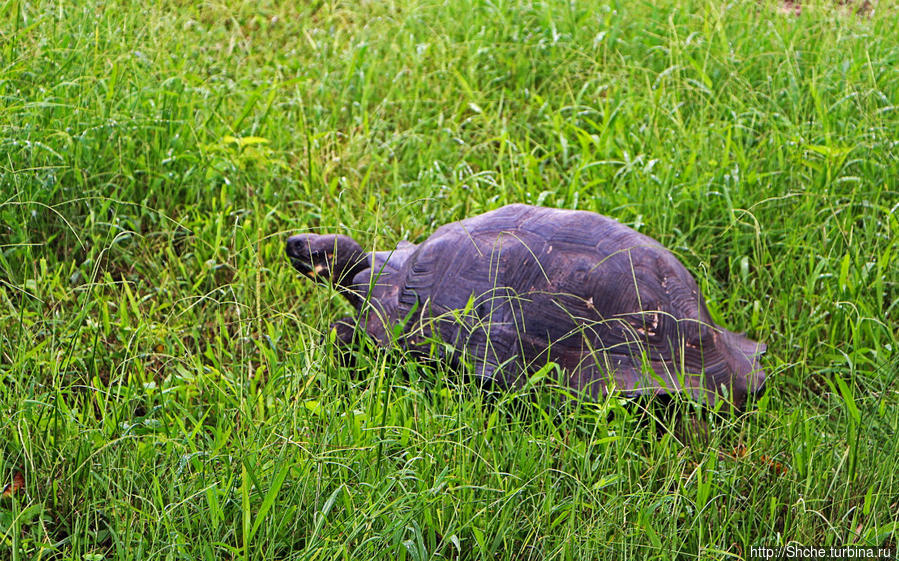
(286, 204), (766, 405)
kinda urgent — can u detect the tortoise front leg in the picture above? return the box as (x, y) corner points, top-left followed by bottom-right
(325, 315), (362, 369)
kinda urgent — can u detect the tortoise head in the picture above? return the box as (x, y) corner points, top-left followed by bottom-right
(285, 234), (369, 289)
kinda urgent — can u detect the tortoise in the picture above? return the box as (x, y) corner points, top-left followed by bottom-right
(286, 204), (766, 405)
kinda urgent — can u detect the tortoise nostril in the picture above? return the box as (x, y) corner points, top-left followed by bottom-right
(286, 236), (310, 259)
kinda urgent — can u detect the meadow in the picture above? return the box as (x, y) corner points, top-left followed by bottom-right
(1, 0), (897, 558)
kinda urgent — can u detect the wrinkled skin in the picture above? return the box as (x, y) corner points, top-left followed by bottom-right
(286, 204), (766, 406)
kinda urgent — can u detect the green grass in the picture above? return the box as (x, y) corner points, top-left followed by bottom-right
(1, 0), (898, 558)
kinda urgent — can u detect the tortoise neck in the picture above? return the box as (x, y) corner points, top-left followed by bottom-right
(333, 254), (370, 309)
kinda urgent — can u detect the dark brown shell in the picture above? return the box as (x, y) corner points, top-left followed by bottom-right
(352, 204), (765, 405)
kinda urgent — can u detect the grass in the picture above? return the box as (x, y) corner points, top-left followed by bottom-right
(1, 0), (898, 558)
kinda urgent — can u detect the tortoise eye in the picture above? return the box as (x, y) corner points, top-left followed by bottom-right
(308, 250), (328, 263)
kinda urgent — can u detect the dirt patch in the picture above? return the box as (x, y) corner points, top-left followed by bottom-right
(775, 0), (875, 16)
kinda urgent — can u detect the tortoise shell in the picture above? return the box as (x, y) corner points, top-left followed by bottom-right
(286, 204), (766, 405)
